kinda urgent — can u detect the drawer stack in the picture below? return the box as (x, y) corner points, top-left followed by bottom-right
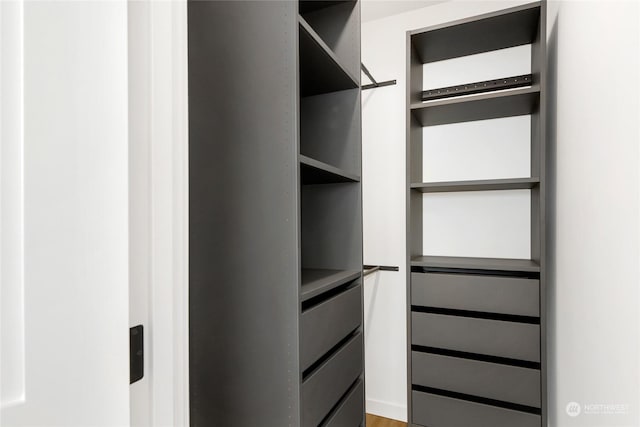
(405, 2), (547, 426)
(410, 271), (542, 427)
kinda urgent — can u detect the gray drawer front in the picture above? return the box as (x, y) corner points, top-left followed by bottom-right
(301, 284), (362, 371)
(412, 352), (540, 407)
(412, 391), (540, 427)
(412, 312), (540, 362)
(324, 379), (364, 427)
(302, 333), (363, 427)
(411, 273), (539, 317)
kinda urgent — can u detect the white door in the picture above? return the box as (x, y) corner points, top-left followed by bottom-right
(1, 1), (131, 426)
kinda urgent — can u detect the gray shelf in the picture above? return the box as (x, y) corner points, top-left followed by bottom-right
(410, 2), (541, 63)
(411, 86), (540, 127)
(411, 255), (540, 273)
(300, 155), (360, 184)
(411, 177), (539, 193)
(299, 15), (359, 97)
(301, 268), (361, 302)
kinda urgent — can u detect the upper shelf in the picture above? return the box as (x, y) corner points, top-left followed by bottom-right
(299, 15), (359, 97)
(411, 255), (540, 273)
(300, 155), (360, 184)
(299, 0), (355, 14)
(411, 177), (539, 193)
(301, 268), (361, 302)
(411, 86), (539, 127)
(410, 2), (541, 64)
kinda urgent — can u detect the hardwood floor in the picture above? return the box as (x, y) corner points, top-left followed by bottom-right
(365, 413), (407, 427)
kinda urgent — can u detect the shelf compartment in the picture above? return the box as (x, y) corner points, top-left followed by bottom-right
(299, 15), (359, 97)
(412, 351), (541, 407)
(411, 177), (539, 193)
(300, 155), (360, 184)
(410, 2), (541, 64)
(411, 86), (539, 127)
(411, 255), (540, 273)
(412, 390), (541, 427)
(422, 74), (533, 102)
(301, 268), (361, 301)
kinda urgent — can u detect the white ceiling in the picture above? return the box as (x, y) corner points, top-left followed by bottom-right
(361, 0), (448, 23)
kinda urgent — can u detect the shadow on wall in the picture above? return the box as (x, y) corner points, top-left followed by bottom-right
(546, 11), (558, 427)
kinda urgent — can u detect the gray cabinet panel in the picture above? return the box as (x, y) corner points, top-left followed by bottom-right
(411, 273), (539, 317)
(412, 352), (541, 407)
(301, 284), (362, 371)
(302, 333), (363, 427)
(412, 391), (540, 427)
(412, 312), (540, 362)
(324, 379), (364, 427)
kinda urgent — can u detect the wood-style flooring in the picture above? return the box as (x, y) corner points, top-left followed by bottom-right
(365, 413), (407, 427)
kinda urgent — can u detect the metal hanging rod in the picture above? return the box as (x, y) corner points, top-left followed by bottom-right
(363, 264), (400, 277)
(361, 63), (397, 91)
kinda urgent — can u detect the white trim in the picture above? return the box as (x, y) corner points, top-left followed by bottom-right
(366, 398), (408, 423)
(0, 0), (26, 412)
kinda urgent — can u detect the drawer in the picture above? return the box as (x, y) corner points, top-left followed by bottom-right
(412, 312), (540, 362)
(412, 352), (540, 407)
(301, 284), (362, 371)
(412, 391), (540, 427)
(324, 379), (364, 427)
(412, 272), (539, 317)
(302, 332), (363, 427)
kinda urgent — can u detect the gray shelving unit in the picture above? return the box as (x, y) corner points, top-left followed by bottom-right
(188, 1), (363, 426)
(406, 2), (547, 427)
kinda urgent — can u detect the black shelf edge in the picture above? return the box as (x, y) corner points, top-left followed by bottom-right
(301, 268), (361, 302)
(410, 255), (540, 273)
(411, 85), (540, 127)
(422, 74), (533, 102)
(411, 177), (539, 193)
(409, 2), (541, 63)
(299, 15), (359, 97)
(300, 155), (360, 184)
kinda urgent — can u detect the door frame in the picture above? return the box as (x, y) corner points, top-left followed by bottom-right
(128, 1), (189, 425)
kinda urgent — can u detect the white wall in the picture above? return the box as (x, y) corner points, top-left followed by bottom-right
(362, 1), (640, 425)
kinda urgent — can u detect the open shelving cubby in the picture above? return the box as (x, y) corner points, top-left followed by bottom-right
(406, 2), (547, 427)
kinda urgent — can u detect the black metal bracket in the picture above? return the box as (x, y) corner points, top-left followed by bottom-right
(421, 74), (533, 101)
(361, 63), (397, 91)
(130, 325), (144, 384)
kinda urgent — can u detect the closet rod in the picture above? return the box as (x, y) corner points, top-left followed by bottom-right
(361, 63), (397, 90)
(363, 265), (400, 277)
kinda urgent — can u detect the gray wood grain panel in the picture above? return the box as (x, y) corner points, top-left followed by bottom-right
(302, 333), (363, 427)
(412, 352), (541, 407)
(324, 379), (364, 427)
(411, 273), (539, 316)
(412, 312), (540, 362)
(188, 1), (299, 426)
(301, 285), (362, 371)
(412, 391), (541, 427)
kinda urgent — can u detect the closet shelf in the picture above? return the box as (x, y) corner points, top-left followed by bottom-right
(411, 255), (540, 273)
(411, 177), (539, 193)
(299, 15), (359, 97)
(411, 86), (540, 127)
(299, 0), (355, 14)
(301, 268), (361, 302)
(409, 2), (541, 64)
(301, 155), (360, 184)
